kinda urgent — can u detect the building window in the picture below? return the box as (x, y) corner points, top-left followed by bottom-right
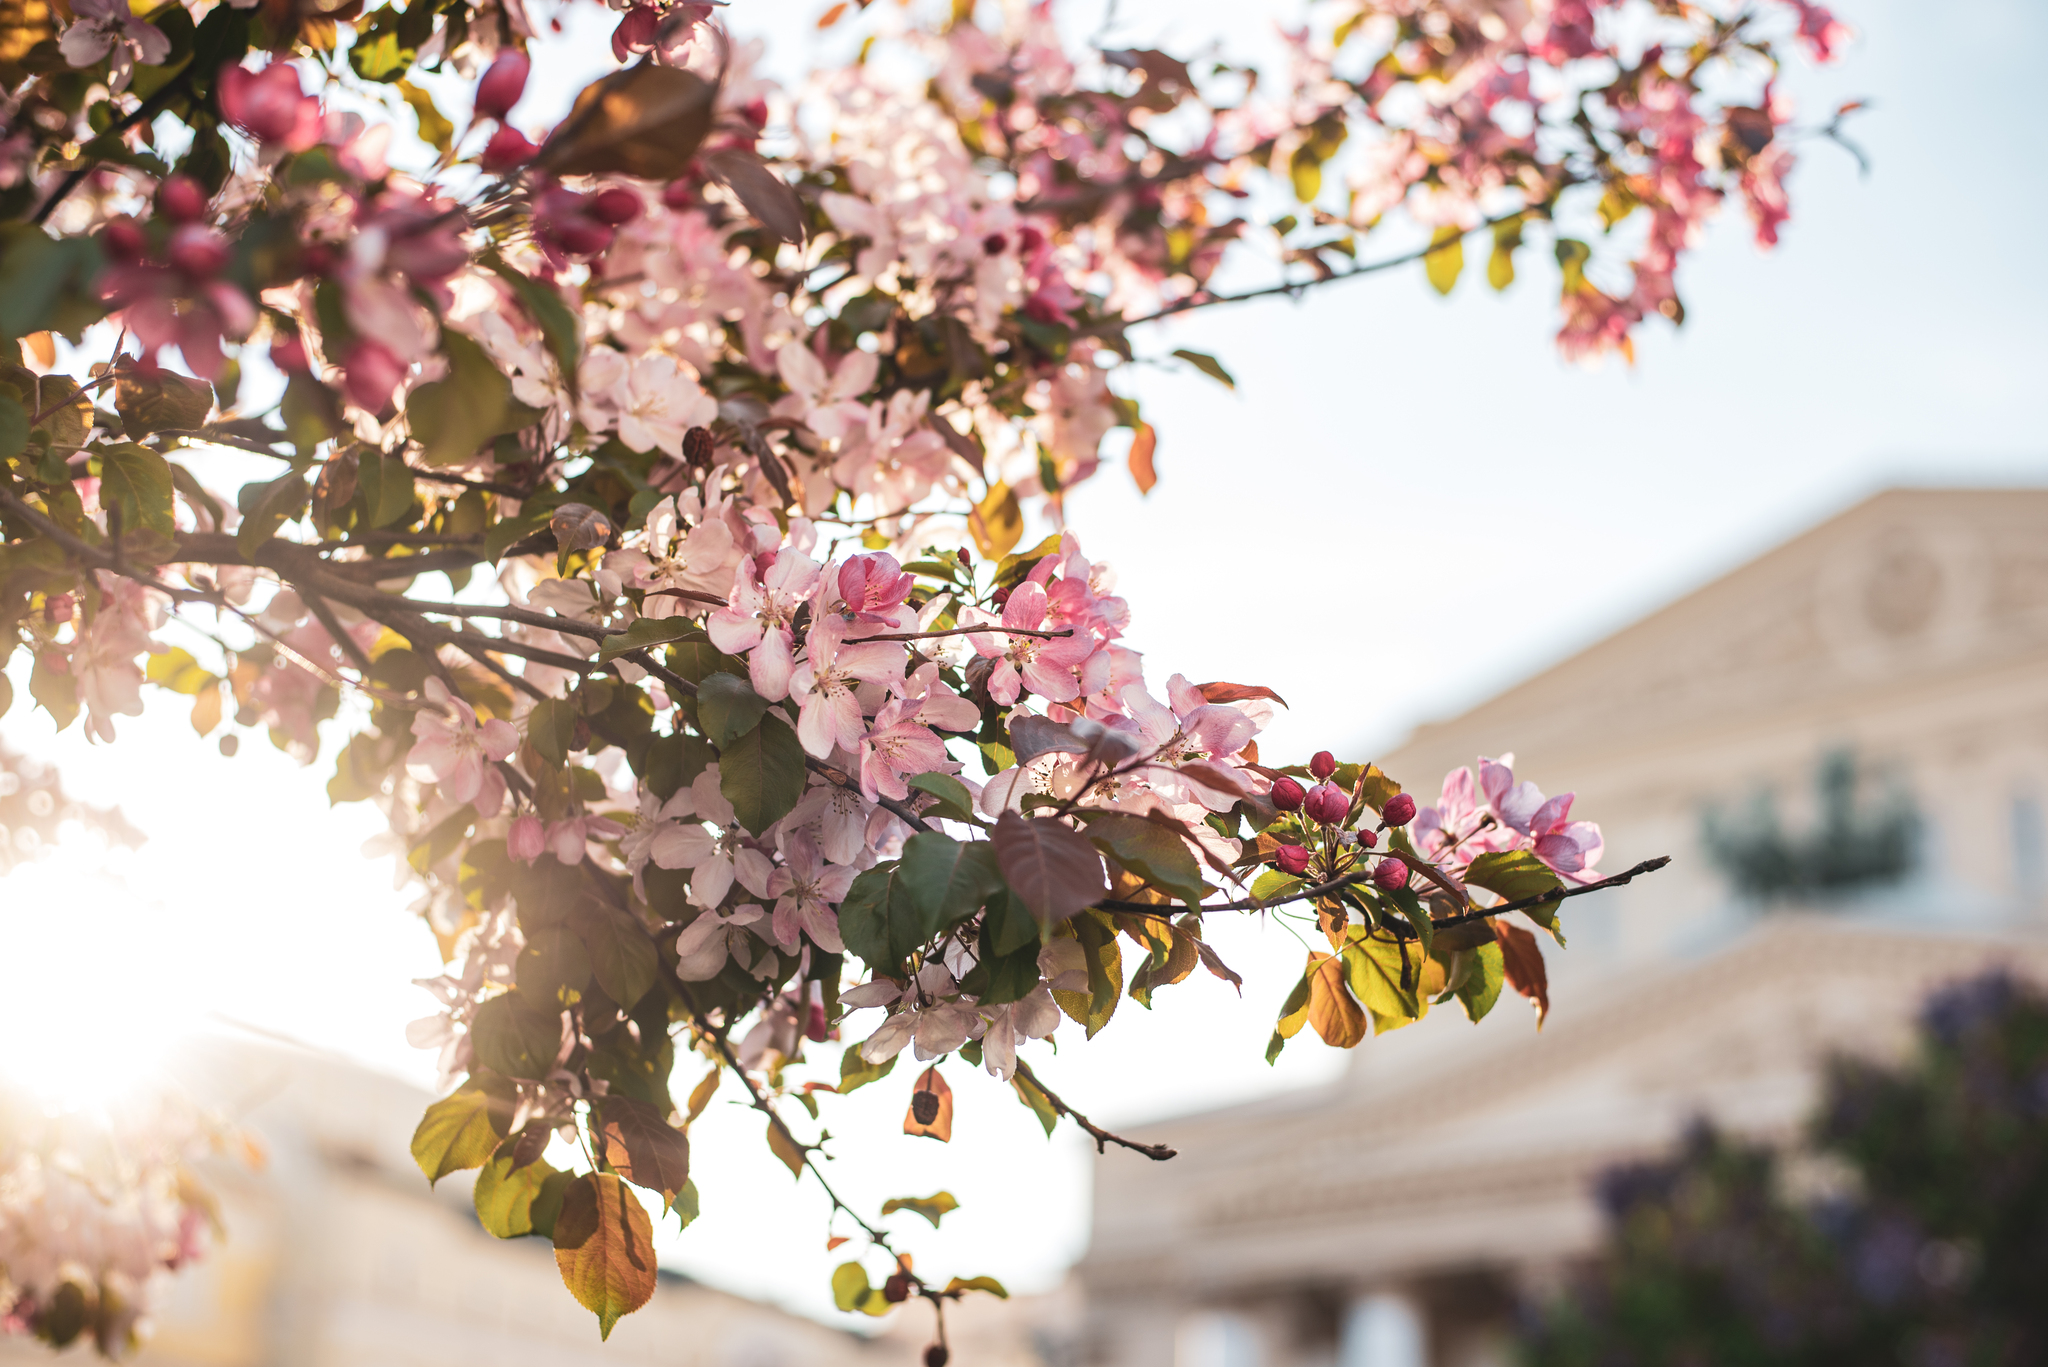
(1339, 1293), (1425, 1367)
(1176, 1311), (1263, 1367)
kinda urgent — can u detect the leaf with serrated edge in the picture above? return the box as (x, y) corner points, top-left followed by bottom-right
(553, 1173), (657, 1340)
(993, 813), (1106, 925)
(599, 1095), (690, 1209)
(410, 1085), (505, 1185)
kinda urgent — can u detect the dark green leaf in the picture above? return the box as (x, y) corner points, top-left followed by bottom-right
(1083, 812), (1207, 904)
(718, 719), (806, 834)
(234, 469), (309, 555)
(409, 332), (522, 467)
(356, 449), (417, 528)
(1170, 349), (1235, 390)
(694, 670), (768, 744)
(897, 832), (1005, 930)
(469, 991), (564, 1080)
(579, 906), (659, 1010)
(907, 771), (978, 824)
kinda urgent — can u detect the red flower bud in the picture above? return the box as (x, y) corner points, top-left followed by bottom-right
(269, 331), (309, 373)
(1302, 782), (1349, 825)
(474, 49), (531, 122)
(166, 224), (230, 278)
(1270, 776), (1305, 812)
(101, 219), (146, 262)
(588, 186), (644, 226)
(1309, 751), (1337, 781)
(805, 1000), (829, 1043)
(882, 1271), (913, 1304)
(1381, 792), (1417, 827)
(660, 179), (698, 210)
(157, 175), (208, 224)
(1273, 843), (1311, 876)
(551, 216), (614, 257)
(1356, 828), (1378, 849)
(1370, 856), (1410, 892)
(480, 126), (537, 173)
(956, 547), (972, 568)
(982, 232), (1007, 255)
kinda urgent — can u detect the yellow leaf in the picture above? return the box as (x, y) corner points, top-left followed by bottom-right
(1127, 422), (1158, 495)
(1306, 952), (1367, 1048)
(553, 1173), (657, 1340)
(766, 1118), (807, 1177)
(968, 482), (1023, 559)
(1424, 226), (1464, 297)
(683, 1067), (720, 1126)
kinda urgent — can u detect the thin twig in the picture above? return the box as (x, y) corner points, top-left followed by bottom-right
(858, 624), (1072, 643)
(1012, 1059), (1175, 1161)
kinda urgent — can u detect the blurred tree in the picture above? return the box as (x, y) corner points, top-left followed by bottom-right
(1523, 972), (2048, 1367)
(1702, 749), (1917, 903)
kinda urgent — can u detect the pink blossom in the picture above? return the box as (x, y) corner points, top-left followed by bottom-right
(406, 678), (517, 808)
(967, 580), (1095, 704)
(1120, 673), (1260, 811)
(789, 615), (905, 759)
(70, 574), (165, 742)
(605, 493), (741, 619)
(765, 831), (856, 952)
(707, 551), (822, 700)
(773, 343), (878, 443)
(835, 552), (916, 631)
(544, 813), (625, 864)
(857, 697), (951, 802)
(782, 781), (876, 865)
(217, 63), (324, 152)
(508, 813), (546, 864)
(674, 902), (770, 980)
(58, 0), (169, 89)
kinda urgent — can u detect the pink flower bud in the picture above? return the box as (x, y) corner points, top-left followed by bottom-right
(474, 49), (530, 122)
(805, 1000), (830, 1042)
(508, 813), (545, 864)
(269, 331), (309, 373)
(1270, 776), (1305, 812)
(101, 219), (146, 262)
(1381, 792), (1417, 827)
(1273, 844), (1311, 876)
(157, 175), (207, 224)
(1302, 782), (1349, 825)
(552, 216), (614, 257)
(217, 62), (322, 150)
(1370, 856), (1410, 892)
(610, 5), (659, 61)
(1357, 828), (1378, 849)
(588, 186), (644, 226)
(1309, 751), (1337, 781)
(480, 126), (537, 173)
(166, 224), (229, 278)
(660, 179), (698, 210)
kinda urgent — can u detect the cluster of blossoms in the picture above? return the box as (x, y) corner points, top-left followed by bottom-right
(0, 1088), (233, 1354)
(0, 0), (1841, 1349)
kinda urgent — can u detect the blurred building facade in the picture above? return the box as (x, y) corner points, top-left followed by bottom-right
(1079, 489), (2048, 1367)
(0, 1038), (887, 1367)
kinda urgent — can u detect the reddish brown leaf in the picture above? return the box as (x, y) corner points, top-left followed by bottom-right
(1193, 934), (1243, 994)
(598, 1095), (691, 1209)
(704, 148), (809, 245)
(551, 501), (614, 553)
(1305, 952), (1366, 1048)
(1176, 758), (1253, 800)
(904, 1065), (954, 1143)
(1496, 920), (1550, 1026)
(992, 812), (1107, 925)
(817, 0), (848, 25)
(826, 1234), (850, 1251)
(553, 1173), (657, 1340)
(1127, 421), (1158, 494)
(1195, 681), (1291, 709)
(537, 64), (718, 181)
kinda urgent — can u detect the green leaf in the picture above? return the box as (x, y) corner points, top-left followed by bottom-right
(1343, 936), (1422, 1033)
(553, 1173), (658, 1340)
(718, 719), (807, 834)
(0, 225), (104, 340)
(1267, 971), (1313, 1063)
(1083, 812), (1207, 905)
(469, 991), (564, 1080)
(0, 393), (27, 462)
(1250, 869), (1305, 903)
(1488, 215), (1524, 291)
(907, 771), (977, 825)
(29, 654), (77, 731)
(410, 1085), (507, 1185)
(1170, 349), (1236, 390)
(671, 1178), (700, 1230)
(1050, 913), (1121, 1039)
(982, 887), (1040, 958)
(113, 368), (212, 437)
(517, 924), (591, 1005)
(485, 256), (583, 397)
(1454, 939), (1505, 1023)
(838, 1044), (897, 1095)
(1463, 849), (1562, 904)
(838, 861), (941, 970)
(235, 470), (309, 556)
(831, 1261), (887, 1314)
(1010, 1070), (1060, 1136)
(98, 443), (175, 539)
(880, 1190), (959, 1228)
(475, 1154), (564, 1238)
(408, 331), (520, 467)
(1425, 226), (1464, 296)
(943, 1275), (1009, 1299)
(897, 832), (1005, 931)
(694, 669), (768, 743)
(599, 615), (700, 665)
(356, 449), (417, 529)
(397, 78), (455, 155)
(579, 906), (659, 1010)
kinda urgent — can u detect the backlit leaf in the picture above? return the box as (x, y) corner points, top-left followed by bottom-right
(475, 1154), (565, 1238)
(553, 1172), (657, 1340)
(410, 1084), (507, 1185)
(1454, 938), (1505, 1023)
(968, 481), (1023, 559)
(766, 1118), (808, 1176)
(1424, 225), (1464, 296)
(1496, 919), (1550, 1025)
(599, 1095), (691, 1210)
(838, 1043), (897, 1095)
(880, 1191), (959, 1228)
(704, 148), (808, 244)
(1306, 952), (1366, 1048)
(1170, 349), (1235, 390)
(1127, 421), (1158, 494)
(1194, 680), (1290, 709)
(1084, 811), (1207, 905)
(1464, 848), (1562, 904)
(537, 63), (718, 180)
(113, 367), (212, 436)
(903, 1065), (954, 1142)
(992, 812), (1107, 926)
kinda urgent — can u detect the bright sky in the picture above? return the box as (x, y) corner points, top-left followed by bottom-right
(2, 0), (2044, 1328)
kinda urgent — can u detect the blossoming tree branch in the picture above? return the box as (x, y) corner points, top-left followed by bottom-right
(0, 0), (1852, 1354)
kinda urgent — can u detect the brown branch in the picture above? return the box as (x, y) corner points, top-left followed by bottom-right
(858, 624), (1072, 643)
(1012, 1059), (1175, 1161)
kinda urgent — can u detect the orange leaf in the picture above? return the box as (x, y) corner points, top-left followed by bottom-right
(1305, 952), (1366, 1048)
(1195, 681), (1291, 709)
(904, 1065), (954, 1143)
(1127, 422), (1157, 495)
(826, 1235), (849, 1251)
(1496, 920), (1550, 1026)
(553, 1173), (657, 1340)
(818, 0), (848, 25)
